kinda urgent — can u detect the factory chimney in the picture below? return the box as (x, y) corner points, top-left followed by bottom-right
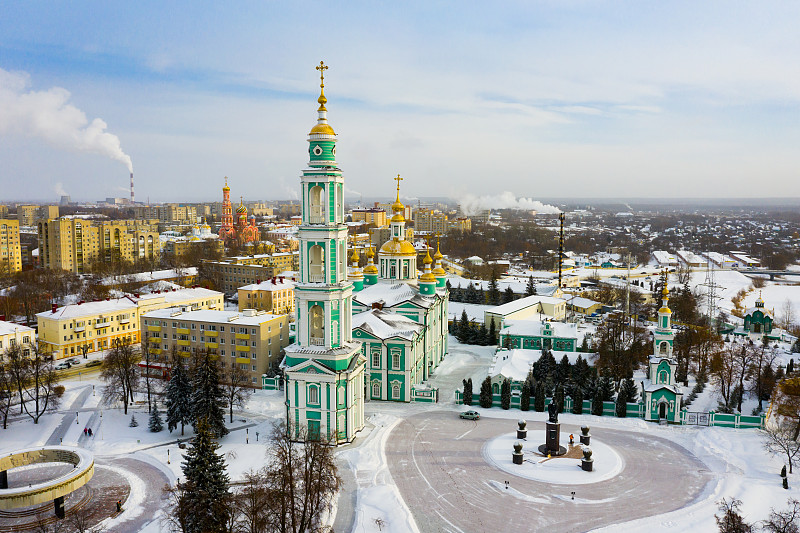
(130, 172), (135, 204)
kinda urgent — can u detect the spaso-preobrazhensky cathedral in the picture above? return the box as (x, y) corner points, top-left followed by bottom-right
(283, 63), (449, 443)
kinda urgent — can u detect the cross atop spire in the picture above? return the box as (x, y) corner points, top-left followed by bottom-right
(394, 174), (403, 193)
(316, 61), (328, 88)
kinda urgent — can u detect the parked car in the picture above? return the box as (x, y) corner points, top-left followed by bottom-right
(55, 362), (71, 370)
(459, 410), (480, 420)
(67, 358), (81, 365)
(85, 360), (102, 368)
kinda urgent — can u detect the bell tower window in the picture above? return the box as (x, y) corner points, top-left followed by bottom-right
(309, 245), (325, 283)
(309, 304), (324, 345)
(309, 185), (324, 224)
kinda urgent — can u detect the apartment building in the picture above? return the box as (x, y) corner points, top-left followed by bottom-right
(17, 205), (39, 227)
(0, 219), (22, 273)
(0, 320), (36, 361)
(38, 218), (160, 273)
(238, 277), (295, 314)
(351, 208), (387, 227)
(415, 208), (471, 234)
(36, 287), (223, 359)
(204, 252), (298, 292)
(141, 307), (290, 386)
(133, 204), (198, 223)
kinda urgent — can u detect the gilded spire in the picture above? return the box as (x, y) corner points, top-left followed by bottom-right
(316, 61), (328, 111)
(434, 234), (444, 260)
(223, 176), (230, 192)
(309, 61), (335, 136)
(391, 174), (405, 223)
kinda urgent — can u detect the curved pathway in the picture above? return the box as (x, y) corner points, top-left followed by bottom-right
(386, 412), (714, 533)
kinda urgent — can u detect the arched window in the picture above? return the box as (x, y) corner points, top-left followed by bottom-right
(659, 342), (668, 354)
(309, 244), (324, 282)
(392, 351), (401, 370)
(492, 383), (499, 394)
(309, 186), (324, 224)
(391, 383), (401, 400)
(309, 305), (324, 345)
(372, 382), (381, 398)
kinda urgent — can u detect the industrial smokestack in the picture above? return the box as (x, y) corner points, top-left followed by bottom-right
(130, 172), (135, 204)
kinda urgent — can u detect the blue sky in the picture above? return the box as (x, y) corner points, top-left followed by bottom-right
(1, 1), (799, 203)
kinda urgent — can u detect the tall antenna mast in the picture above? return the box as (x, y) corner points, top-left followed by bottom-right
(558, 212), (565, 290)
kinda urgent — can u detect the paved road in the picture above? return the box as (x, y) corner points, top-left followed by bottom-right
(45, 385), (92, 445)
(98, 455), (171, 532)
(386, 411), (714, 533)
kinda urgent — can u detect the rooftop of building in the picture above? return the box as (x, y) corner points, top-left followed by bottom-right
(499, 319), (578, 338)
(352, 309), (422, 340)
(142, 307), (282, 325)
(487, 294), (566, 316)
(239, 278), (296, 291)
(0, 320), (35, 336)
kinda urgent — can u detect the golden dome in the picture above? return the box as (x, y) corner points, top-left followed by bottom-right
(223, 177), (230, 192)
(433, 266), (446, 276)
(391, 213), (405, 223)
(350, 248), (359, 264)
(420, 271), (437, 283)
(379, 238), (417, 256)
(236, 201), (247, 215)
(364, 263), (378, 275)
(434, 242), (443, 261)
(659, 306), (671, 314)
(309, 122), (336, 136)
(423, 250), (433, 265)
(366, 246), (374, 259)
(662, 285), (669, 297)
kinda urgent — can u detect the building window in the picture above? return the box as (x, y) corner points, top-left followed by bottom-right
(372, 382), (381, 398)
(391, 383), (400, 400)
(391, 351), (400, 370)
(308, 386), (319, 405)
(372, 351), (380, 368)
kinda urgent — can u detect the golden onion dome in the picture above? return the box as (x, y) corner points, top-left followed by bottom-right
(420, 271), (437, 282)
(659, 306), (671, 314)
(434, 244), (443, 261)
(309, 122), (336, 136)
(350, 248), (359, 264)
(391, 213), (405, 223)
(379, 238), (417, 256)
(223, 177), (230, 192)
(423, 250), (433, 265)
(366, 246), (374, 259)
(363, 263), (378, 275)
(433, 266), (446, 276)
(662, 285), (669, 297)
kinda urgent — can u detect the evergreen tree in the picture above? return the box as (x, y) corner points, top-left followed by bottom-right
(462, 378), (473, 406)
(620, 378), (639, 404)
(488, 319), (497, 346)
(525, 276), (536, 296)
(714, 498), (751, 533)
(555, 354), (571, 384)
(592, 393), (605, 416)
(571, 387), (584, 414)
(149, 407), (163, 432)
(487, 273), (500, 306)
(789, 359), (795, 374)
(458, 310), (470, 343)
(191, 350), (228, 438)
(500, 379), (511, 410)
(580, 336), (589, 353)
(503, 286), (515, 304)
(520, 381), (531, 411)
(615, 388), (628, 418)
(503, 334), (513, 350)
(572, 355), (591, 387)
(478, 322), (489, 346)
(534, 382), (546, 412)
(179, 419), (231, 533)
(129, 414), (139, 427)
(465, 283), (479, 304)
(593, 376), (615, 416)
(479, 376), (493, 408)
(165, 354), (192, 435)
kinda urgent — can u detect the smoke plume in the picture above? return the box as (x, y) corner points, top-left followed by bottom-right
(53, 182), (69, 197)
(0, 67), (133, 172)
(459, 191), (561, 216)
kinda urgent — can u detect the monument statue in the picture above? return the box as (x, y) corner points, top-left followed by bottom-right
(548, 401), (559, 423)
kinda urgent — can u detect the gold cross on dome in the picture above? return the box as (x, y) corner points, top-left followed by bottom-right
(316, 61), (328, 88)
(394, 174), (403, 192)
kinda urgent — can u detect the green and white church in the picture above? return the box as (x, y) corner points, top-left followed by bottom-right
(283, 63), (366, 444)
(643, 282), (683, 423)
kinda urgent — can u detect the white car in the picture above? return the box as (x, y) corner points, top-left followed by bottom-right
(55, 362), (71, 370)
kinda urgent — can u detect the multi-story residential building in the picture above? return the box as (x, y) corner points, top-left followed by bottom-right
(0, 320), (36, 360)
(133, 204), (198, 223)
(38, 205), (59, 221)
(414, 208), (471, 234)
(351, 208), (387, 227)
(374, 201), (413, 221)
(0, 219), (22, 273)
(0, 205), (8, 218)
(238, 277), (295, 315)
(17, 205), (39, 227)
(36, 287), (223, 359)
(140, 307), (290, 386)
(204, 252), (298, 293)
(38, 218), (160, 273)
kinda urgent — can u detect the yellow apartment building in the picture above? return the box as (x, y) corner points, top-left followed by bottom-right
(351, 208), (387, 227)
(0, 320), (36, 361)
(0, 219), (22, 273)
(204, 252), (298, 292)
(17, 205), (39, 227)
(237, 277), (295, 314)
(38, 218), (160, 273)
(36, 287), (223, 359)
(141, 307), (290, 386)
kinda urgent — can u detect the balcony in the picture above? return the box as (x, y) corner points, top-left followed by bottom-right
(204, 330), (217, 337)
(309, 215), (324, 224)
(94, 321), (110, 329)
(74, 327), (85, 333)
(177, 339), (190, 347)
(205, 342), (218, 349)
(236, 357), (251, 365)
(148, 337), (160, 344)
(236, 345), (250, 352)
(309, 274), (324, 283)
(235, 333), (250, 340)
(147, 325), (161, 332)
(177, 328), (190, 335)
(309, 337), (325, 346)
(120, 319), (130, 325)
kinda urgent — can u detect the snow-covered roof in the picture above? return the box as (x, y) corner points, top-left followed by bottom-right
(0, 320), (35, 336)
(102, 267), (199, 285)
(142, 307), (281, 325)
(354, 281), (431, 309)
(489, 348), (591, 382)
(500, 320), (578, 338)
(239, 278), (296, 292)
(487, 294), (565, 316)
(352, 309), (422, 340)
(644, 383), (681, 394)
(744, 306), (773, 317)
(566, 296), (602, 309)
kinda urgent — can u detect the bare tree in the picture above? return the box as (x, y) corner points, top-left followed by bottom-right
(761, 499), (800, 533)
(0, 360), (14, 429)
(69, 506), (106, 533)
(23, 344), (61, 423)
(749, 343), (779, 412)
(162, 483), (192, 533)
(715, 497), (752, 533)
(222, 361), (253, 423)
(101, 338), (140, 414)
(776, 377), (800, 440)
(6, 343), (30, 414)
(234, 470), (271, 533)
(763, 419), (800, 474)
(141, 339), (154, 413)
(781, 299), (797, 331)
(712, 345), (738, 411)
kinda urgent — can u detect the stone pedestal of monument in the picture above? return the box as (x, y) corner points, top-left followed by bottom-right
(512, 441), (524, 465)
(581, 447), (594, 472)
(580, 425), (591, 445)
(516, 420), (527, 440)
(538, 421), (567, 456)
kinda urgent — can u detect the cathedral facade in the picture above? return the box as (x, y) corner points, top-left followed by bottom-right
(217, 178), (259, 245)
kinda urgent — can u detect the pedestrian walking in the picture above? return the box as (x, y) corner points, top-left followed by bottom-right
(83, 428), (87, 436)
(116, 500), (122, 513)
(88, 428), (93, 437)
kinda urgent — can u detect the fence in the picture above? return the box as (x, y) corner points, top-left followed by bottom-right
(455, 391), (764, 428)
(411, 386), (438, 403)
(261, 376), (282, 390)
